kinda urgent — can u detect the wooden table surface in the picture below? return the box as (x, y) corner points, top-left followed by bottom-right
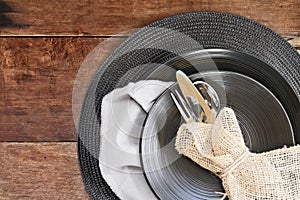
(0, 0), (299, 199)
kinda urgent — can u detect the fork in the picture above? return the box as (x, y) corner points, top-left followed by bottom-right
(171, 89), (198, 123)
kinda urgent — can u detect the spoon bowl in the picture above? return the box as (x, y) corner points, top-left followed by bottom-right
(194, 81), (220, 120)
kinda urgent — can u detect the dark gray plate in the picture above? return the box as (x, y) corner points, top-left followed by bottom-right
(140, 49), (298, 199)
(77, 12), (300, 200)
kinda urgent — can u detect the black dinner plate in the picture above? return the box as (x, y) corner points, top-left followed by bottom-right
(77, 12), (300, 200)
(139, 49), (298, 199)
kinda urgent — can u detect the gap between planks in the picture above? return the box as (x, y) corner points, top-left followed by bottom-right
(0, 36), (299, 142)
(0, 0), (299, 36)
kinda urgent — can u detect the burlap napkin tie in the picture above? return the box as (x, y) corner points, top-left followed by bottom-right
(175, 107), (300, 200)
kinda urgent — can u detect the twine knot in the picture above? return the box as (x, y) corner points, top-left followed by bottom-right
(220, 151), (249, 178)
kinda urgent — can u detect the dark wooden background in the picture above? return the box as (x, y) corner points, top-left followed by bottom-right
(0, 0), (299, 199)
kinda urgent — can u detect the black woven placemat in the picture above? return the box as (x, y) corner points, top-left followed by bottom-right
(77, 12), (300, 199)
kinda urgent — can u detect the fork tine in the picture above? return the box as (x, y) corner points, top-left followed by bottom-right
(170, 92), (189, 122)
(174, 90), (195, 119)
(171, 91), (194, 123)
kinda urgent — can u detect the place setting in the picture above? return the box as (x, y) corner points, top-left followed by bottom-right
(77, 12), (300, 199)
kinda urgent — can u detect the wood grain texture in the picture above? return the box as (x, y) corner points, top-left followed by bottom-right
(0, 0), (299, 36)
(285, 36), (300, 54)
(0, 37), (299, 142)
(0, 2), (298, 199)
(0, 38), (107, 141)
(286, 36), (300, 49)
(0, 142), (88, 199)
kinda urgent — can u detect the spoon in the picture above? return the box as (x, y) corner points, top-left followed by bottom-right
(193, 81), (220, 121)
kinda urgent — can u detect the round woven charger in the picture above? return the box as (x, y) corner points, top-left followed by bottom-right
(77, 12), (300, 199)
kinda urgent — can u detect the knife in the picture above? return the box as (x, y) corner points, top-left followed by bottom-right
(176, 70), (214, 123)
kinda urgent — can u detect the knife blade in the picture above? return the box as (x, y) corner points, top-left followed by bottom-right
(176, 70), (214, 123)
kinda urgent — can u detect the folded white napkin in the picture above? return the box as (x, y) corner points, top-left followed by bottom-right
(99, 80), (173, 200)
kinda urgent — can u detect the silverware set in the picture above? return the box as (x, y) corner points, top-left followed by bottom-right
(171, 70), (220, 124)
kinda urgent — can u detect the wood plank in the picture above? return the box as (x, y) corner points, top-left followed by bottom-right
(286, 36), (300, 54)
(286, 37), (300, 48)
(0, 37), (126, 141)
(0, 142), (88, 199)
(0, 0), (299, 36)
(0, 37), (299, 142)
